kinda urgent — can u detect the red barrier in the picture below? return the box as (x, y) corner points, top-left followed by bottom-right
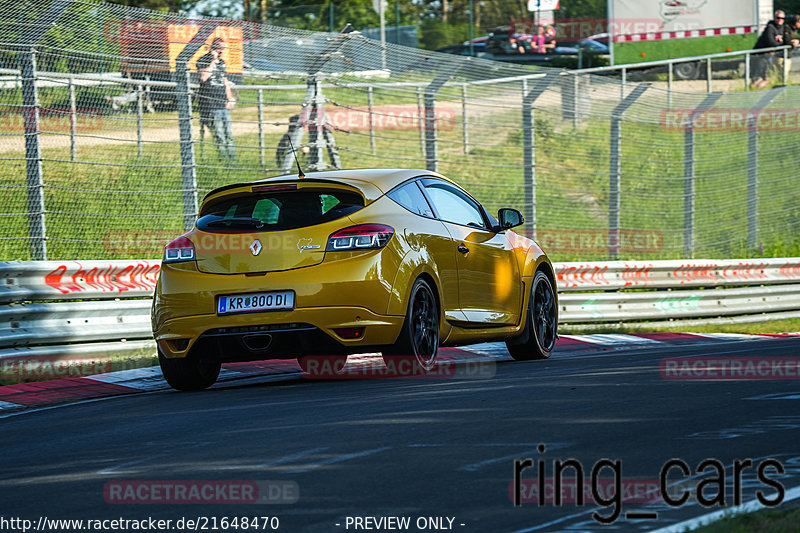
(44, 262), (160, 295)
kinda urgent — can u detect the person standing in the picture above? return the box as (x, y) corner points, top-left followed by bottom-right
(752, 10), (787, 89)
(197, 38), (236, 160)
(533, 25), (547, 54)
(783, 15), (800, 73)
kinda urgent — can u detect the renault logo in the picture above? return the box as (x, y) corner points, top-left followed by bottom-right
(249, 239), (262, 256)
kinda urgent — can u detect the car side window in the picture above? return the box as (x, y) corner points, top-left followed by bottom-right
(387, 181), (435, 218)
(421, 179), (487, 229)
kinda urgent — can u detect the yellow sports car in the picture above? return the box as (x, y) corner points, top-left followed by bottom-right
(152, 169), (557, 390)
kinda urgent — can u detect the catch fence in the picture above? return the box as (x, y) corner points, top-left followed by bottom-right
(1, 0), (799, 263)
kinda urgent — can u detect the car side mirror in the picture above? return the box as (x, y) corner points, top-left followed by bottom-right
(496, 208), (524, 231)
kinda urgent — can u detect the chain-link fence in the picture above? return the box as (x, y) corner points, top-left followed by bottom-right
(1, 0), (799, 263)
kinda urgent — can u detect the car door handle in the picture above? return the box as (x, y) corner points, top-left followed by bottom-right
(457, 244), (469, 254)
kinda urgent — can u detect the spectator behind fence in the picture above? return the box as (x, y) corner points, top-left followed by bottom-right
(545, 26), (557, 50)
(197, 37), (236, 160)
(784, 15), (800, 72)
(752, 10), (787, 89)
(532, 25), (556, 54)
(533, 25), (546, 54)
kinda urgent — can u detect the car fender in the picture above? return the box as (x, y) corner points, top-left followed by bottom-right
(512, 236), (557, 313)
(386, 247), (441, 316)
(386, 248), (453, 341)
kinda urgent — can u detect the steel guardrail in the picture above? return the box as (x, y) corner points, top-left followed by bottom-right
(0, 258), (798, 358)
(568, 45), (791, 76)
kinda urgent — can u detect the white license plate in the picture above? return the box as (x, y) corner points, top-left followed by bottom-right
(217, 291), (295, 315)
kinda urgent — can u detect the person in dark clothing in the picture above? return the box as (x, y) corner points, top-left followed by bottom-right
(275, 114), (301, 168)
(197, 37), (236, 160)
(783, 15), (800, 72)
(752, 10), (787, 89)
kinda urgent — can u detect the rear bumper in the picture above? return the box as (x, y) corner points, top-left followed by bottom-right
(155, 305), (404, 359)
(153, 247), (408, 360)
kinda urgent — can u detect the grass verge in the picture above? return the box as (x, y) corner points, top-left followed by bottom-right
(559, 317), (800, 336)
(0, 349), (157, 386)
(692, 505), (800, 533)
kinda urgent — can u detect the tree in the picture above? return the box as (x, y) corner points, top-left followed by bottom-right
(556, 0), (606, 21)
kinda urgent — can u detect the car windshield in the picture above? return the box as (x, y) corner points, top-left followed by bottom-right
(197, 190), (364, 233)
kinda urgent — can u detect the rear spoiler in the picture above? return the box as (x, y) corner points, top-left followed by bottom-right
(202, 178), (360, 203)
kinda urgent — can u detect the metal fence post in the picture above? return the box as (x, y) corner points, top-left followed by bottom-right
(257, 88), (265, 167)
(747, 88), (783, 249)
(18, 0), (71, 260)
(706, 57), (712, 93)
(668, 63), (673, 109)
(307, 75), (327, 170)
(424, 71), (456, 173)
(136, 84), (143, 157)
(368, 85), (375, 155)
(783, 47), (789, 85)
(176, 66), (198, 231)
(69, 76), (76, 162)
(462, 83), (469, 154)
(608, 84), (648, 259)
(21, 48), (46, 260)
(174, 24), (219, 230)
(522, 73), (557, 240)
(684, 92), (722, 257)
(745, 52), (751, 91)
(561, 73), (589, 128)
(621, 67), (626, 100)
(416, 87), (425, 157)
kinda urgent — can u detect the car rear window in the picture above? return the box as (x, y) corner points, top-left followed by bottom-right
(197, 190), (364, 233)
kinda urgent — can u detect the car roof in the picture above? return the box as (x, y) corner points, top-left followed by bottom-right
(203, 168), (454, 203)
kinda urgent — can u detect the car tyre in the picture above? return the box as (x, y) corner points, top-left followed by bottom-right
(674, 61), (700, 80)
(158, 347), (221, 391)
(507, 270), (557, 361)
(298, 355), (348, 377)
(383, 278), (439, 374)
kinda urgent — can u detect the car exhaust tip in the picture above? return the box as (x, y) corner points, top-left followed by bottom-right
(241, 333), (273, 352)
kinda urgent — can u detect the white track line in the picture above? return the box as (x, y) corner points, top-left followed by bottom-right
(0, 400), (23, 411)
(87, 366), (168, 390)
(254, 447), (331, 468)
(458, 442), (574, 472)
(687, 332), (769, 341)
(566, 334), (665, 345)
(745, 392), (800, 400)
(283, 446), (392, 474)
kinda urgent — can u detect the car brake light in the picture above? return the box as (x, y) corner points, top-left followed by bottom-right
(164, 236), (196, 263)
(326, 224), (394, 251)
(252, 184), (298, 193)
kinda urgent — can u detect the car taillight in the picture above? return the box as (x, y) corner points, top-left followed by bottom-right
(164, 236), (196, 263)
(326, 224), (394, 251)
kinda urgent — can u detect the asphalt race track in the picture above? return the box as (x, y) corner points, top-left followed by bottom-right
(2, 337), (800, 532)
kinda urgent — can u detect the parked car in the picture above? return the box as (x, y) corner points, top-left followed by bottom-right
(436, 28), (601, 68)
(579, 33), (609, 54)
(152, 169), (558, 390)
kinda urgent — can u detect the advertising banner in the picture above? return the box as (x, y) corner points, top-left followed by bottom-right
(609, 0), (758, 33)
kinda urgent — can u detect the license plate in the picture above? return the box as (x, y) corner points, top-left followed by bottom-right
(217, 291), (295, 315)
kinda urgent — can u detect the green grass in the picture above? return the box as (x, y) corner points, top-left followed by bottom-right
(0, 350), (157, 386)
(691, 505), (800, 533)
(614, 34), (758, 65)
(559, 317), (800, 336)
